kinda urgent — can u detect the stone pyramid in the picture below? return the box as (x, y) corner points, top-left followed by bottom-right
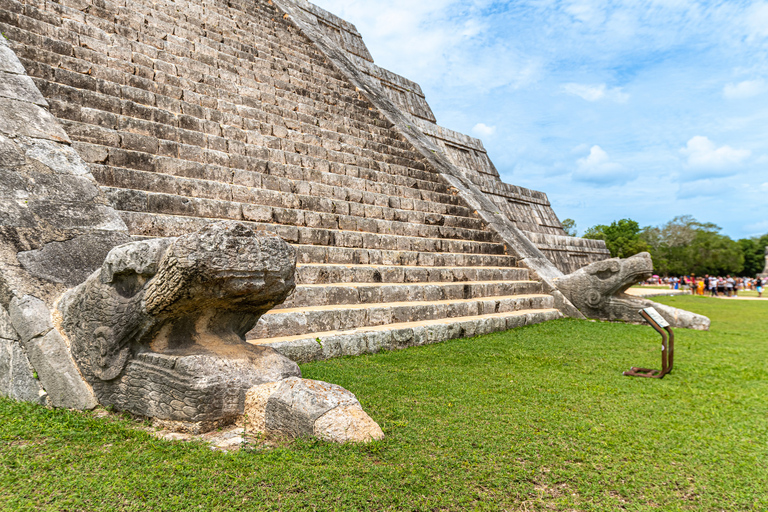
(0, 0), (613, 369)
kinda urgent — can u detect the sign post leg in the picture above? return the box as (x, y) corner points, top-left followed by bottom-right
(624, 308), (675, 379)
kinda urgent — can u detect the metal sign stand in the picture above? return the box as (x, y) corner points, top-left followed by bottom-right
(624, 307), (674, 379)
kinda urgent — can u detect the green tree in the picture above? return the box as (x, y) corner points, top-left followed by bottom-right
(640, 216), (744, 276)
(738, 234), (768, 276)
(583, 219), (650, 258)
(561, 218), (577, 237)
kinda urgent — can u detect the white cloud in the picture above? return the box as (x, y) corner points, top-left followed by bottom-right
(312, 0), (538, 93)
(562, 83), (629, 103)
(573, 145), (635, 185)
(723, 79), (767, 99)
(746, 2), (768, 40)
(472, 123), (496, 137)
(564, 1), (607, 26)
(681, 136), (751, 171)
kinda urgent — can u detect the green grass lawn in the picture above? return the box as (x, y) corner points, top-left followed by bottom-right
(2, 296), (767, 511)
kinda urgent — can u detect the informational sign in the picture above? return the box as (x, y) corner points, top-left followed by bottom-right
(641, 307), (670, 328)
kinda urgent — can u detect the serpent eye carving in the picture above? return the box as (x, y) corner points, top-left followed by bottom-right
(591, 260), (621, 280)
(585, 290), (602, 308)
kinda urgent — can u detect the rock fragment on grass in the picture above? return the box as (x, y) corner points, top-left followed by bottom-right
(243, 377), (384, 443)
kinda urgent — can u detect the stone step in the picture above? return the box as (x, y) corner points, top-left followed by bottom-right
(29, 63), (444, 188)
(249, 294), (555, 339)
(293, 245), (519, 267)
(120, 211), (508, 255)
(25, 57), (435, 178)
(294, 263), (529, 284)
(63, 115), (458, 200)
(280, 280), (545, 309)
(249, 309), (563, 363)
(105, 188), (497, 243)
(87, 156), (468, 214)
(92, 162), (471, 217)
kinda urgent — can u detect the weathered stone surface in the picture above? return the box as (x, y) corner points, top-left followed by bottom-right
(9, 295), (97, 409)
(0, 338), (49, 405)
(242, 381), (281, 433)
(553, 252), (710, 330)
(0, 78), (129, 306)
(0, 98), (70, 143)
(0, 304), (48, 404)
(17, 232), (132, 288)
(57, 221), (301, 423)
(0, 133), (24, 167)
(0, 303), (17, 340)
(314, 404), (384, 443)
(9, 295), (53, 343)
(0, 40), (26, 75)
(265, 378), (358, 438)
(16, 138), (94, 178)
(0, 72), (47, 106)
(264, 377), (382, 442)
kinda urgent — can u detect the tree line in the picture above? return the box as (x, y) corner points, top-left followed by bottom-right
(563, 216), (768, 277)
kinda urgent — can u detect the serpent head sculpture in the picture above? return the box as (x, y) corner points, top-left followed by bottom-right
(57, 221), (301, 427)
(554, 252), (710, 330)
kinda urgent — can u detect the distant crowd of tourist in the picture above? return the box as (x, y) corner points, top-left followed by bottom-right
(644, 275), (764, 298)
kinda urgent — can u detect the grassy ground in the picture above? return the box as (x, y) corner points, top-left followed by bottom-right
(1, 296), (767, 511)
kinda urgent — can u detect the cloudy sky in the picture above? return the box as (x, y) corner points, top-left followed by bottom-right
(311, 0), (768, 238)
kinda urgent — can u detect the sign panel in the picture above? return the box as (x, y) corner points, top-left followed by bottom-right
(641, 307), (670, 328)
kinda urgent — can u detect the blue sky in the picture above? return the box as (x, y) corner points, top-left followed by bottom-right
(311, 0), (768, 239)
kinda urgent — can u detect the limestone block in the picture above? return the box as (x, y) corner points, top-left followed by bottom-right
(391, 327), (414, 348)
(0, 338), (49, 405)
(425, 323), (448, 344)
(16, 232), (132, 288)
(411, 326), (428, 346)
(0, 304), (17, 341)
(9, 295), (53, 344)
(0, 42), (26, 75)
(263, 377), (383, 443)
(0, 72), (48, 106)
(17, 137), (95, 178)
(319, 334), (344, 359)
(267, 337), (323, 364)
(0, 98), (71, 143)
(0, 133), (24, 167)
(339, 333), (368, 357)
(314, 404), (384, 444)
(363, 329), (392, 353)
(10, 296), (97, 409)
(242, 381), (281, 433)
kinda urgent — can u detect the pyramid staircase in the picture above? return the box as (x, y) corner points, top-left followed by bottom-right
(0, 0), (562, 362)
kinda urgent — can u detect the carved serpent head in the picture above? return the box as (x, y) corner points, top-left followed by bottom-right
(57, 222), (296, 382)
(554, 252), (653, 313)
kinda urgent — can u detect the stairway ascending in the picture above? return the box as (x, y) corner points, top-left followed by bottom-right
(2, 0), (562, 362)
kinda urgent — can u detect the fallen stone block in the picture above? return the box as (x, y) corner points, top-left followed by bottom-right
(245, 377), (383, 443)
